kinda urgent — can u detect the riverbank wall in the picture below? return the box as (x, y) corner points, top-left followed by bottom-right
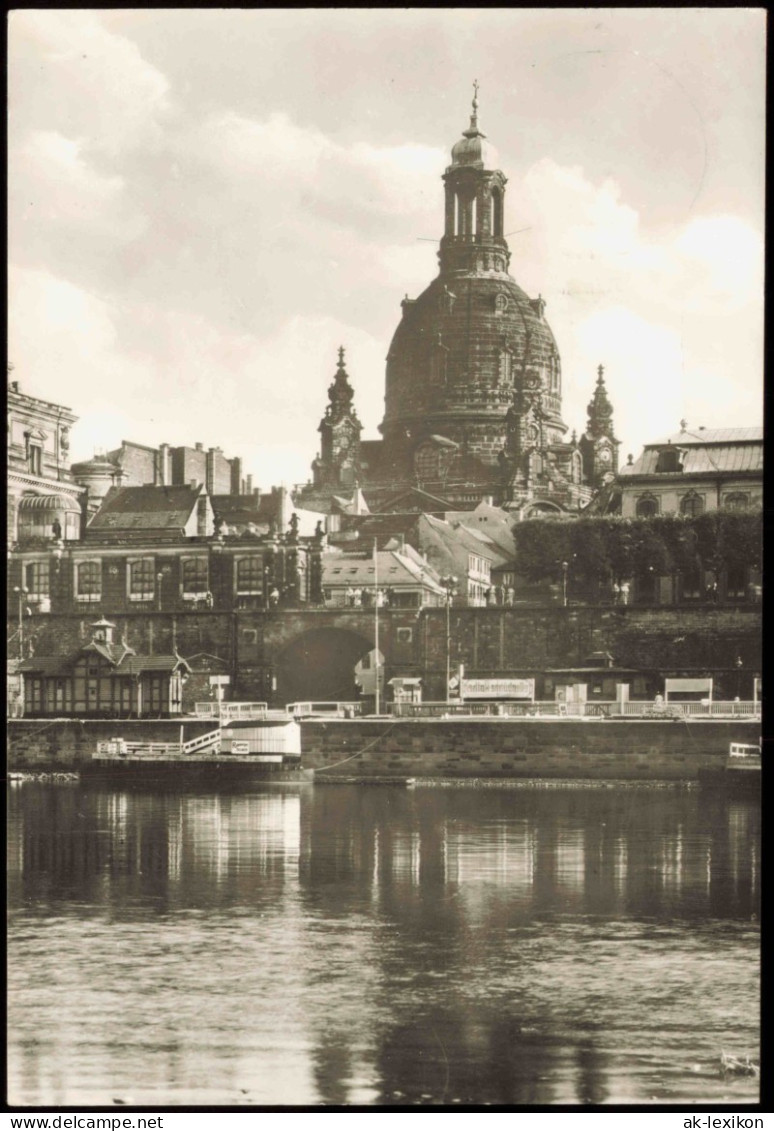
(7, 719), (218, 770)
(300, 718), (760, 781)
(7, 716), (759, 779)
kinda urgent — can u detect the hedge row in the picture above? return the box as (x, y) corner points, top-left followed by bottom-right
(512, 510), (763, 586)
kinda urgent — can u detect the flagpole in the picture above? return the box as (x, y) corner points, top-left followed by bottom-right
(374, 537), (380, 715)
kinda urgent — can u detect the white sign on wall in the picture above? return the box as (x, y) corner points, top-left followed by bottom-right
(461, 678), (535, 700)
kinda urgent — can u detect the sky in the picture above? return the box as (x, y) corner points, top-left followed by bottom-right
(8, 9), (765, 491)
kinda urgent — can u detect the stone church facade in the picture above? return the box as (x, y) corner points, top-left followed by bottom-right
(298, 90), (619, 516)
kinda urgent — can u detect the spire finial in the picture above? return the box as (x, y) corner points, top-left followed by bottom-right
(471, 79), (479, 128)
(597, 363), (605, 383)
(338, 345), (345, 368)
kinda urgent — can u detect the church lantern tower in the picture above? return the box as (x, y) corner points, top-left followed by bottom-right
(378, 85), (566, 504)
(312, 347), (362, 489)
(579, 364), (620, 487)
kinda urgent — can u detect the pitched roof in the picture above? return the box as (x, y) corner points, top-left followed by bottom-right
(211, 493), (276, 526)
(322, 547), (444, 593)
(89, 485), (201, 531)
(19, 652), (190, 675)
(649, 426), (762, 445)
(622, 439), (763, 477)
(422, 513), (503, 564)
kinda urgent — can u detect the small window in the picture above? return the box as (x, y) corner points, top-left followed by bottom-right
(397, 627), (413, 644)
(680, 492), (705, 517)
(25, 561), (50, 597)
(76, 561), (101, 601)
(129, 559), (155, 599)
(28, 444), (43, 476)
(236, 557), (262, 594)
(723, 492), (749, 511)
(182, 557), (208, 597)
(636, 496), (659, 518)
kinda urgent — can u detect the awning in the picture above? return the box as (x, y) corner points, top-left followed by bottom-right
(18, 494), (81, 512)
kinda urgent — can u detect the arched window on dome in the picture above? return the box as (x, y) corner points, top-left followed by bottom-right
(414, 443), (441, 482)
(491, 186), (503, 237)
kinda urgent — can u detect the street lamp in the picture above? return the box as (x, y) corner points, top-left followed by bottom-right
(13, 585), (28, 659)
(735, 655), (743, 700)
(440, 575), (457, 703)
(561, 561), (568, 607)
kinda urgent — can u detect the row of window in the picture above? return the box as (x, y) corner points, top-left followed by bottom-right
(635, 491), (751, 518)
(21, 556), (281, 602)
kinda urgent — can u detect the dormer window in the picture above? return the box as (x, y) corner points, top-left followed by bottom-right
(655, 447), (683, 473)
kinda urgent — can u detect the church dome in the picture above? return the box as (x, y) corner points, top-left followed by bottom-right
(450, 126), (498, 170)
(382, 273), (564, 458)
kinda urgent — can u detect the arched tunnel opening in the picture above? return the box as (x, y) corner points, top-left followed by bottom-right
(275, 627), (374, 704)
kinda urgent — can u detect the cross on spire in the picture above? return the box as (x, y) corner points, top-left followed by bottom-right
(597, 363), (605, 382)
(338, 345), (345, 368)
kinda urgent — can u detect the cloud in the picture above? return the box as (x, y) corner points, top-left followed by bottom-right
(8, 263), (385, 489)
(507, 158), (763, 457)
(9, 11), (171, 156)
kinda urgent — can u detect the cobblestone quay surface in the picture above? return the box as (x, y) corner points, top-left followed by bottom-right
(300, 718), (760, 780)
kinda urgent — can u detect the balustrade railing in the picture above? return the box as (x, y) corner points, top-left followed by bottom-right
(389, 700), (759, 720)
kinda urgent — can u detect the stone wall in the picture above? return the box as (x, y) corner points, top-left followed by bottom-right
(8, 603), (760, 706)
(7, 719), (218, 769)
(300, 718), (759, 780)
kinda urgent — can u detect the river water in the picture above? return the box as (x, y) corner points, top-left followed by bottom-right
(7, 780), (759, 1108)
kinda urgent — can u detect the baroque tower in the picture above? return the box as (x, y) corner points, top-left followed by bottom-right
(579, 364), (620, 487)
(312, 347), (362, 490)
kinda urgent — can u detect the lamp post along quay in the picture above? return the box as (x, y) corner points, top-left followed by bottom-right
(441, 575), (458, 703)
(373, 538), (380, 715)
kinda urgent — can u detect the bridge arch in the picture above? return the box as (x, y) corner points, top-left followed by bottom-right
(274, 625), (375, 704)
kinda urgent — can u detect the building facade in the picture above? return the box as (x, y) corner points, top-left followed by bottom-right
(7, 377), (83, 550)
(618, 424), (763, 519)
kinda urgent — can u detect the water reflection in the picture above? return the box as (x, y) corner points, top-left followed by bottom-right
(7, 782), (760, 1107)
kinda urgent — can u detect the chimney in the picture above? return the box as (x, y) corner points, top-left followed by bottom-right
(189, 478), (200, 489)
(246, 474), (253, 495)
(195, 442), (203, 452)
(159, 443), (170, 486)
(230, 457), (242, 495)
(205, 449), (215, 494)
